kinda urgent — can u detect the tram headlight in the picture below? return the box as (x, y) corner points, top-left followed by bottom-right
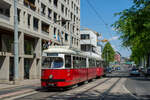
(49, 75), (53, 79)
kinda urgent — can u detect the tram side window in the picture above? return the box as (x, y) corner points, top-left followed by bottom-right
(89, 59), (96, 68)
(65, 55), (71, 68)
(73, 56), (79, 68)
(96, 61), (99, 67)
(81, 58), (86, 68)
(96, 61), (101, 67)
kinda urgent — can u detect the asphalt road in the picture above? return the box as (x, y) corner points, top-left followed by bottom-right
(1, 64), (150, 100)
(125, 76), (150, 99)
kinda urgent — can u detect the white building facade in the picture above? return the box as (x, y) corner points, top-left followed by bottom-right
(0, 0), (80, 83)
(80, 28), (102, 58)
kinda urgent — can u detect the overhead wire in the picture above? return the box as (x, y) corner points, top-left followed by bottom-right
(86, 0), (121, 51)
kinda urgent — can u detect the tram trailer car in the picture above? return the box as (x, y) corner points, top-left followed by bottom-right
(41, 46), (104, 88)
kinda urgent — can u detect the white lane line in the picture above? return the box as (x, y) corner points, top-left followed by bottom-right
(3, 91), (37, 100)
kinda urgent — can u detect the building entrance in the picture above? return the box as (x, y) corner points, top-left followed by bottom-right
(9, 57), (14, 81)
(24, 58), (32, 79)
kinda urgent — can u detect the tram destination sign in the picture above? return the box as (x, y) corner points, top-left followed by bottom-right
(47, 53), (58, 56)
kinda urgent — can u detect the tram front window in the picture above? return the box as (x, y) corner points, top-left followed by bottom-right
(42, 57), (63, 69)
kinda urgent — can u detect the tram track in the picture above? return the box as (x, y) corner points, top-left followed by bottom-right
(14, 78), (111, 100)
(99, 78), (121, 100)
(66, 78), (121, 100)
(12, 77), (124, 100)
(47, 77), (117, 100)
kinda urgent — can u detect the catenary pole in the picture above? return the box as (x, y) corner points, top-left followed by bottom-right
(14, 0), (19, 84)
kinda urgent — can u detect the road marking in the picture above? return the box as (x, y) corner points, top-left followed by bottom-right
(3, 91), (37, 100)
(122, 83), (139, 100)
(0, 89), (34, 99)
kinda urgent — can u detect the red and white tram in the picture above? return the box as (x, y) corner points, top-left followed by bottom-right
(41, 46), (104, 88)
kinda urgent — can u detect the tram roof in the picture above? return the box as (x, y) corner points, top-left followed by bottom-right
(43, 46), (103, 61)
(80, 52), (103, 60)
(43, 46), (77, 54)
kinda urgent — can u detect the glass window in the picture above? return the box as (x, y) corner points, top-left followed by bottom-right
(73, 57), (86, 68)
(81, 34), (90, 40)
(42, 57), (63, 69)
(65, 55), (71, 68)
(89, 59), (96, 68)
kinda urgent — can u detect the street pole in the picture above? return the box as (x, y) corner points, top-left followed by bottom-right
(14, 0), (19, 84)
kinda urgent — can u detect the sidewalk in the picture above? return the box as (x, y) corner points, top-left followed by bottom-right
(0, 79), (41, 90)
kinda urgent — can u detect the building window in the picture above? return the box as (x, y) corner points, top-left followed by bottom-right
(61, 4), (64, 13)
(72, 37), (73, 44)
(76, 7), (78, 14)
(71, 1), (73, 8)
(24, 38), (34, 55)
(70, 12), (72, 20)
(57, 30), (60, 42)
(54, 12), (57, 22)
(54, 27), (56, 39)
(24, 0), (36, 11)
(65, 8), (67, 16)
(48, 8), (52, 19)
(81, 34), (90, 40)
(61, 18), (66, 27)
(28, 14), (31, 26)
(77, 39), (79, 46)
(67, 0), (69, 5)
(49, 0), (51, 3)
(41, 3), (46, 16)
(41, 21), (49, 34)
(54, 0), (58, 7)
(1, 34), (14, 53)
(17, 9), (21, 23)
(0, 2), (10, 17)
(33, 17), (39, 31)
(65, 33), (68, 41)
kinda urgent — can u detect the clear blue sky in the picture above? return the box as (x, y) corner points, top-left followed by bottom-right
(80, 0), (133, 57)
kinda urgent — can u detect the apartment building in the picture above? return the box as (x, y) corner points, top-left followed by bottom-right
(80, 28), (102, 58)
(0, 0), (80, 83)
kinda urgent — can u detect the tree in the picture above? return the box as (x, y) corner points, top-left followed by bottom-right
(102, 42), (115, 66)
(112, 0), (150, 66)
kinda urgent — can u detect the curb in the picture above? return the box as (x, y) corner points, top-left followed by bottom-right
(0, 83), (40, 91)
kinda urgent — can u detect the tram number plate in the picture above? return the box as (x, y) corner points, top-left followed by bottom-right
(48, 83), (55, 86)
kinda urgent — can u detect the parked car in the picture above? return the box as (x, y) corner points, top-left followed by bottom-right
(115, 67), (121, 70)
(130, 68), (140, 76)
(106, 67), (112, 73)
(144, 67), (150, 77)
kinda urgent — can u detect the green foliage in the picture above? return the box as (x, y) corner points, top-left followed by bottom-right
(102, 42), (115, 64)
(112, 0), (150, 64)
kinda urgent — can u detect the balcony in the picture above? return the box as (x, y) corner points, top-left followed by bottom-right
(0, 1), (10, 21)
(24, 0), (36, 11)
(41, 22), (49, 34)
